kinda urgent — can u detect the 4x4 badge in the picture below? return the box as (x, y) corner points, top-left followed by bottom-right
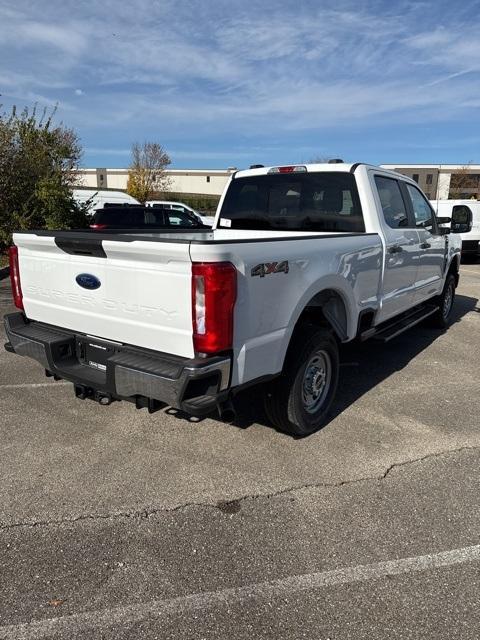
(251, 261), (289, 278)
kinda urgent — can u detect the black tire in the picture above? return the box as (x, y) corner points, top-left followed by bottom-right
(430, 273), (456, 328)
(264, 325), (339, 436)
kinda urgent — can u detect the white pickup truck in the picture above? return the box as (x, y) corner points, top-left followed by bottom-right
(4, 162), (464, 436)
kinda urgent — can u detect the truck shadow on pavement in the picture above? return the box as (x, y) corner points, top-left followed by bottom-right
(229, 293), (479, 434)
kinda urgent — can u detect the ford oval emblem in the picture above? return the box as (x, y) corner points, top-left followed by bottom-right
(76, 273), (101, 290)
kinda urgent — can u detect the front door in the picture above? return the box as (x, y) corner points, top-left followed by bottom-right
(403, 183), (446, 303)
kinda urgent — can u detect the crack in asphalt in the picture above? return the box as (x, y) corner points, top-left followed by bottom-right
(0, 445), (478, 532)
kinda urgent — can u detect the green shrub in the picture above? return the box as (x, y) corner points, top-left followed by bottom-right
(0, 105), (88, 251)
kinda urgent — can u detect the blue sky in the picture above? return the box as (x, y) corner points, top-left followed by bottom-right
(1, 0), (480, 169)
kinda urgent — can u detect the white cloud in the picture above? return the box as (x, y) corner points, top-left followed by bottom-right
(1, 0), (480, 149)
(19, 21), (87, 54)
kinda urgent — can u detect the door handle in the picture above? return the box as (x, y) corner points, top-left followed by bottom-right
(420, 242), (431, 249)
(388, 245), (403, 254)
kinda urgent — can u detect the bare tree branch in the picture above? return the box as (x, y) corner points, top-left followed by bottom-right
(127, 142), (172, 203)
(449, 162), (480, 199)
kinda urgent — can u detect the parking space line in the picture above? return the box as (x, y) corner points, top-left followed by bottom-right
(0, 382), (71, 390)
(2, 543), (479, 639)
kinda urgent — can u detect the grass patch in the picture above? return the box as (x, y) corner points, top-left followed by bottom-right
(0, 253), (9, 268)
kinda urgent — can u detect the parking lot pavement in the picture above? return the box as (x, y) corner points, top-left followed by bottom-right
(0, 263), (479, 638)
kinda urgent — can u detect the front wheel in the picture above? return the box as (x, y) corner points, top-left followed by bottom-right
(430, 273), (456, 328)
(264, 326), (339, 436)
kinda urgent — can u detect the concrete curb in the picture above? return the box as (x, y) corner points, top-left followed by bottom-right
(0, 266), (9, 281)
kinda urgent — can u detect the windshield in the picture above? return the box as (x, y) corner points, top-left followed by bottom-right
(219, 172), (364, 232)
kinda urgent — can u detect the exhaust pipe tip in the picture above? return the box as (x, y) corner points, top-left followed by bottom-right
(218, 400), (236, 423)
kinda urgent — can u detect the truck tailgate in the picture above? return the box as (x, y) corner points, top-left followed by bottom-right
(14, 233), (195, 358)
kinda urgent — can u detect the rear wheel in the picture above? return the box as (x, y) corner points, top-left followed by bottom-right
(430, 273), (456, 328)
(264, 325), (339, 436)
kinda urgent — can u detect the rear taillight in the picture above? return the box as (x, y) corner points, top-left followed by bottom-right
(90, 223), (108, 230)
(192, 262), (237, 354)
(8, 246), (23, 310)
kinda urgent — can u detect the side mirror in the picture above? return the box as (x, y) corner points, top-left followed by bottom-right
(436, 216), (451, 224)
(451, 205), (473, 234)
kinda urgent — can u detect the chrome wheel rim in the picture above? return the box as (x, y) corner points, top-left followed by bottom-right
(442, 283), (454, 319)
(301, 350), (332, 414)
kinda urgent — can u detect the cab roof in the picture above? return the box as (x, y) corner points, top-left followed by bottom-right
(233, 162), (406, 180)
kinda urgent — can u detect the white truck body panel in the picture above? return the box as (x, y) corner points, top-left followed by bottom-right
(14, 233), (195, 358)
(190, 232), (382, 385)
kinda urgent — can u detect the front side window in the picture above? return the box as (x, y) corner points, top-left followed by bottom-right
(167, 211), (198, 227)
(405, 184), (436, 231)
(146, 210), (167, 225)
(219, 172), (364, 232)
(374, 176), (410, 229)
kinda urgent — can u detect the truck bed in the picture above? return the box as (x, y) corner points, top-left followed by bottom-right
(13, 229), (382, 379)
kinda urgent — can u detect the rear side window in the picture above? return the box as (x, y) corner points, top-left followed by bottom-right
(374, 176), (410, 229)
(220, 172), (364, 232)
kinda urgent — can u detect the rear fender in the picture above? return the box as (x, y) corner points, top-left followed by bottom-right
(277, 276), (357, 371)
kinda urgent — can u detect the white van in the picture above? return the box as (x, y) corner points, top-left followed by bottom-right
(430, 199), (479, 258)
(73, 189), (140, 216)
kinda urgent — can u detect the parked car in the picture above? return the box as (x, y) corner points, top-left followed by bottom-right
(146, 200), (215, 226)
(430, 199), (480, 259)
(5, 162), (465, 436)
(73, 189), (140, 216)
(89, 206), (208, 230)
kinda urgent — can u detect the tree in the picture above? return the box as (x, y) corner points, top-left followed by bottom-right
(449, 162), (480, 199)
(126, 142), (172, 203)
(0, 105), (88, 251)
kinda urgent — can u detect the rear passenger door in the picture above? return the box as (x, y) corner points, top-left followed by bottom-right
(373, 175), (420, 322)
(403, 183), (446, 303)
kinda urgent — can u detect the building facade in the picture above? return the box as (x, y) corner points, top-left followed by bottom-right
(76, 168), (236, 196)
(380, 164), (480, 200)
(75, 164), (480, 200)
